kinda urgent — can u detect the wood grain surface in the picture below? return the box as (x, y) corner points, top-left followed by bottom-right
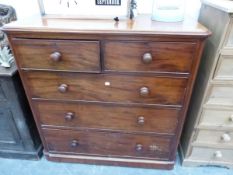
(4, 14), (210, 169)
(12, 38), (100, 72)
(104, 41), (196, 74)
(35, 101), (180, 134)
(24, 71), (188, 106)
(43, 128), (173, 160)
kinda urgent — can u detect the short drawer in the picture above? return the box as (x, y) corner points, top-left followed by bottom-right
(198, 108), (233, 129)
(43, 128), (172, 160)
(193, 130), (233, 148)
(25, 71), (187, 106)
(214, 55), (233, 80)
(104, 41), (196, 74)
(35, 101), (180, 134)
(12, 39), (100, 72)
(189, 147), (233, 163)
(206, 85), (233, 106)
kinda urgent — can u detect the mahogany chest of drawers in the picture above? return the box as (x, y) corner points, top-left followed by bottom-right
(3, 15), (210, 169)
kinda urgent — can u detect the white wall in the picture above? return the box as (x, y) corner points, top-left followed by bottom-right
(0, 0), (201, 20)
(0, 0), (40, 20)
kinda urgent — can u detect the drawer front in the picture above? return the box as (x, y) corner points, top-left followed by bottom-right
(189, 147), (233, 163)
(35, 101), (180, 134)
(194, 130), (233, 148)
(25, 72), (187, 106)
(199, 108), (233, 129)
(12, 39), (100, 72)
(206, 85), (233, 106)
(0, 80), (6, 101)
(0, 107), (24, 150)
(43, 128), (172, 160)
(224, 20), (233, 49)
(104, 41), (196, 74)
(214, 55), (233, 80)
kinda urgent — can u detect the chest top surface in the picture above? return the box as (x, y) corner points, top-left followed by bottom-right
(0, 63), (17, 77)
(3, 15), (210, 37)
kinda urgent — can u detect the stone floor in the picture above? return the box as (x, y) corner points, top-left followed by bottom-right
(0, 155), (232, 175)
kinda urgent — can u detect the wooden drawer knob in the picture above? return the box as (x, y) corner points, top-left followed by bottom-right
(229, 115), (233, 122)
(142, 53), (153, 64)
(221, 133), (231, 142)
(140, 87), (150, 96)
(50, 52), (61, 62)
(214, 151), (222, 159)
(71, 140), (79, 148)
(58, 84), (68, 93)
(65, 112), (75, 121)
(135, 144), (143, 151)
(137, 116), (145, 125)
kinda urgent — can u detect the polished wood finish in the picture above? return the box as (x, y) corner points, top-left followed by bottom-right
(3, 14), (210, 169)
(3, 15), (210, 37)
(12, 39), (100, 72)
(104, 41), (196, 74)
(35, 101), (180, 134)
(43, 128), (172, 159)
(45, 153), (175, 169)
(25, 71), (187, 106)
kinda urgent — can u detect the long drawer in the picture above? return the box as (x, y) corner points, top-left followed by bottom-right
(104, 41), (196, 74)
(35, 101), (180, 134)
(11, 39), (100, 72)
(43, 128), (172, 160)
(25, 72), (188, 106)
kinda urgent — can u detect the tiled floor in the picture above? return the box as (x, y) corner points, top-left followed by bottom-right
(0, 155), (233, 175)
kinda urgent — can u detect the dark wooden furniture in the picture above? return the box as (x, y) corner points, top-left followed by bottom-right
(0, 64), (42, 159)
(3, 15), (210, 169)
